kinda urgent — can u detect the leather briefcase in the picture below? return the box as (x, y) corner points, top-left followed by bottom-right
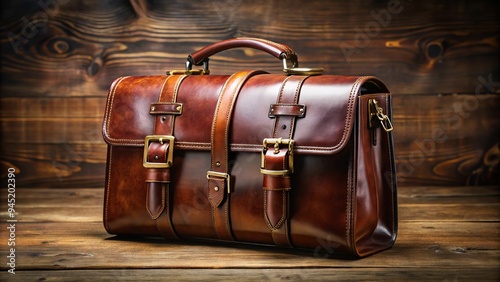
(102, 38), (397, 258)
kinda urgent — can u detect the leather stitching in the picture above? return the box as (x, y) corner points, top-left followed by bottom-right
(385, 95), (395, 238)
(153, 77), (171, 133)
(103, 146), (113, 233)
(146, 183), (165, 220)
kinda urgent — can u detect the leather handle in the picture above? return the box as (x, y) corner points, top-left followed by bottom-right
(187, 38), (298, 69)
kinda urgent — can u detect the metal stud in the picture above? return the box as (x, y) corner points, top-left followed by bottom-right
(216, 161), (221, 167)
(214, 186), (219, 192)
(151, 106), (155, 111)
(176, 105), (182, 111)
(154, 155), (159, 160)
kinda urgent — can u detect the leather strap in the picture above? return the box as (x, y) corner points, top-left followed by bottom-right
(263, 75), (308, 247)
(207, 70), (266, 241)
(146, 75), (186, 239)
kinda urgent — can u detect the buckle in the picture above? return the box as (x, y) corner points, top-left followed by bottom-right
(368, 99), (393, 132)
(260, 138), (294, 175)
(143, 135), (175, 168)
(206, 171), (231, 193)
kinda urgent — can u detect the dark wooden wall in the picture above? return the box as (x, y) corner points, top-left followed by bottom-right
(1, 0), (499, 188)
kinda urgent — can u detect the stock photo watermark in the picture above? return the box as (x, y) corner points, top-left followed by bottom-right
(6, 168), (17, 275)
(340, 0), (410, 62)
(397, 73), (499, 183)
(7, 0), (70, 54)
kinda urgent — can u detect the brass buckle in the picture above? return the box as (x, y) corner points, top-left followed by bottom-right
(260, 138), (294, 175)
(368, 99), (393, 132)
(143, 135), (175, 168)
(206, 171), (231, 193)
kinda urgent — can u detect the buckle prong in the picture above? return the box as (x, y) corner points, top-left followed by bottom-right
(261, 138), (294, 175)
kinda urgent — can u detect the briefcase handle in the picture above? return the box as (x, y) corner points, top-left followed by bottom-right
(178, 38), (324, 75)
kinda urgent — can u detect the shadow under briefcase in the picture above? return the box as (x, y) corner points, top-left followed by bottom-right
(102, 38), (397, 258)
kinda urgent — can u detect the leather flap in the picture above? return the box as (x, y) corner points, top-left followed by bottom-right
(102, 74), (388, 155)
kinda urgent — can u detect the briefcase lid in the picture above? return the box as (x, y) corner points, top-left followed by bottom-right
(103, 74), (389, 155)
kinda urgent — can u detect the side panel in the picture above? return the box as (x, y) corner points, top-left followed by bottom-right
(353, 93), (398, 257)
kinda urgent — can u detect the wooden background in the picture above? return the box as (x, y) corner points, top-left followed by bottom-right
(1, 0), (499, 188)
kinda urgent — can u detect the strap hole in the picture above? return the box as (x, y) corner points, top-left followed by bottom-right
(282, 124), (287, 130)
(161, 116), (167, 122)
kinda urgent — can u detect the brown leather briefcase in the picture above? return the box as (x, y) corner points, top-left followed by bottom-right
(102, 38), (397, 258)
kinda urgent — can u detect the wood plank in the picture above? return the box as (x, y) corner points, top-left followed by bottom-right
(3, 268), (499, 282)
(1, 94), (499, 187)
(1, 187), (498, 223)
(1, 0), (498, 97)
(0, 144), (107, 188)
(0, 97), (106, 118)
(1, 118), (102, 144)
(0, 186), (497, 280)
(1, 1), (499, 187)
(4, 202), (498, 223)
(1, 186), (497, 207)
(392, 94), (500, 186)
(399, 185), (500, 204)
(0, 222), (498, 269)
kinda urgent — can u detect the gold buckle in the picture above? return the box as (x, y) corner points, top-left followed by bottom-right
(206, 171), (231, 193)
(143, 135), (175, 168)
(368, 99), (393, 132)
(260, 138), (294, 175)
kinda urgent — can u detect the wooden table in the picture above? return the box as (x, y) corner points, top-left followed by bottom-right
(1, 186), (499, 281)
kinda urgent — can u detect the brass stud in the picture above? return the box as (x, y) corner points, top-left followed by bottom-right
(176, 105), (182, 111)
(154, 155), (159, 160)
(151, 106), (155, 111)
(299, 108), (304, 113)
(214, 186), (219, 192)
(216, 161), (221, 167)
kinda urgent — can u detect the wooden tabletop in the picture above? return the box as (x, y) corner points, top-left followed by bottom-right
(1, 186), (499, 281)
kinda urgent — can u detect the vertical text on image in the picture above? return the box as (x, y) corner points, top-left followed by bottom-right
(6, 168), (17, 274)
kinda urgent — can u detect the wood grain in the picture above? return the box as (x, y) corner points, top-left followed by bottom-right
(2, 94), (499, 187)
(1, 0), (498, 96)
(4, 268), (498, 282)
(0, 186), (498, 281)
(1, 0), (499, 187)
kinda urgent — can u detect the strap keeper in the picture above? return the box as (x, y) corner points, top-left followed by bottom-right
(268, 104), (306, 118)
(150, 102), (183, 115)
(206, 171), (231, 194)
(260, 168), (292, 176)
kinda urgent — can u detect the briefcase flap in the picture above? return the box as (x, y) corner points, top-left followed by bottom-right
(102, 73), (388, 155)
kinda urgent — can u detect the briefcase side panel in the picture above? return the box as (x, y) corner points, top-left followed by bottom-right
(352, 93), (397, 257)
